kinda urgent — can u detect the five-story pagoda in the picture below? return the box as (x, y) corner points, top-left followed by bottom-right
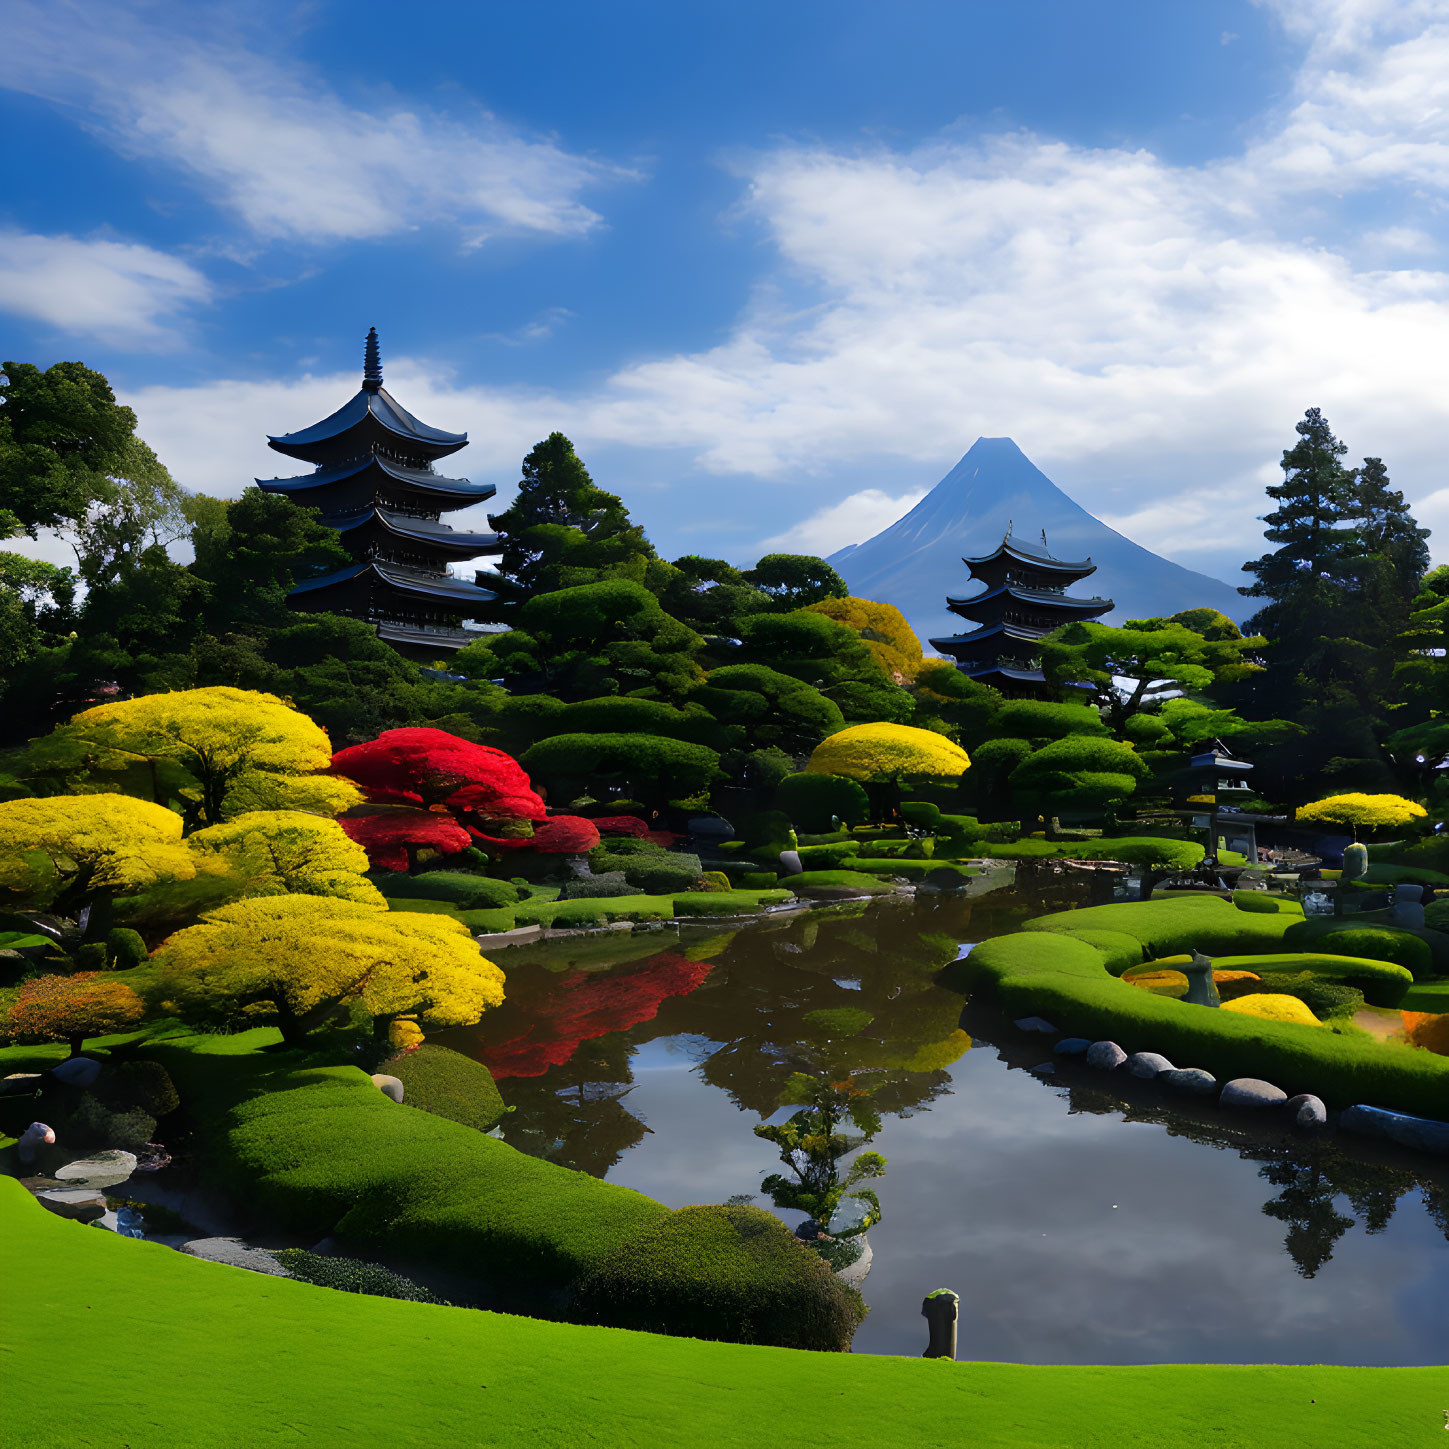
(258, 329), (501, 652)
(929, 528), (1113, 695)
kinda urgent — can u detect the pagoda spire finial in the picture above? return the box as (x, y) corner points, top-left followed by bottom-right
(363, 327), (382, 392)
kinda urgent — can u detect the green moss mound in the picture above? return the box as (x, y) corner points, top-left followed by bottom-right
(1211, 952), (1413, 1008)
(572, 1204), (866, 1352)
(1058, 928), (1149, 976)
(671, 890), (792, 916)
(143, 1043), (668, 1295)
(374, 872), (520, 909)
(1310, 927), (1432, 981)
(970, 837), (1203, 868)
(804, 1007), (874, 1037)
(786, 870), (897, 897)
(274, 1248), (443, 1304)
(1283, 915), (1449, 978)
(1025, 895), (1296, 958)
(963, 913), (1449, 1116)
(1231, 891), (1304, 916)
(388, 1044), (507, 1133)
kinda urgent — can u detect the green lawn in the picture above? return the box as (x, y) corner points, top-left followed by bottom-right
(1, 1180), (1440, 1449)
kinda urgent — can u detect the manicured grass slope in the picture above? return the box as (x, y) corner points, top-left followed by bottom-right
(2, 1181), (1439, 1449)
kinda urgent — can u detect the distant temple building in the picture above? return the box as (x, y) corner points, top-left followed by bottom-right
(928, 528), (1112, 695)
(257, 329), (501, 652)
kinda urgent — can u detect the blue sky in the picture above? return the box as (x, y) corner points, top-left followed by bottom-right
(4, 0), (1448, 590)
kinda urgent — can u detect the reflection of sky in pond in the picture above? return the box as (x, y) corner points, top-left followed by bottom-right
(443, 896), (1449, 1364)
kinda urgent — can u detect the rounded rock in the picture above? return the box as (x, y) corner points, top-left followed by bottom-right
(1014, 1016), (1058, 1034)
(1287, 1093), (1328, 1129)
(370, 1073), (405, 1103)
(1085, 1040), (1127, 1071)
(1125, 1051), (1174, 1079)
(1054, 1037), (1092, 1056)
(55, 1150), (138, 1189)
(48, 1057), (102, 1089)
(1160, 1067), (1217, 1096)
(1220, 1077), (1288, 1109)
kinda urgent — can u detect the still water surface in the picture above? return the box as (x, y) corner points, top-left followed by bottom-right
(439, 892), (1449, 1362)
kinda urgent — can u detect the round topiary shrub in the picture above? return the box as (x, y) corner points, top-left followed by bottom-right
(1315, 927), (1432, 981)
(388, 1044), (507, 1133)
(100, 1059), (180, 1119)
(776, 773), (870, 833)
(572, 1204), (866, 1351)
(372, 872), (520, 910)
(104, 928), (148, 970)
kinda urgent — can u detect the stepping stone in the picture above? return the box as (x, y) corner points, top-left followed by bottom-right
(0, 1073), (44, 1096)
(1054, 1038), (1092, 1055)
(36, 1189), (107, 1223)
(1029, 1061), (1057, 1076)
(1287, 1094), (1327, 1128)
(1085, 1041), (1127, 1071)
(1161, 1068), (1217, 1096)
(180, 1238), (290, 1276)
(1014, 1017), (1058, 1034)
(54, 1150), (138, 1190)
(1125, 1051), (1174, 1079)
(1220, 1078), (1287, 1109)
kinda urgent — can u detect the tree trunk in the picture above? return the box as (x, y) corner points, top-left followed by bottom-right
(67, 1034), (85, 1058)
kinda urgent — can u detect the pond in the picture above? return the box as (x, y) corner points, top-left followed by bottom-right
(436, 889), (1449, 1363)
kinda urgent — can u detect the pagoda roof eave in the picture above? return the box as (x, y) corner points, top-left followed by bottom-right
(327, 507), (501, 555)
(290, 561), (497, 609)
(961, 538), (1096, 573)
(267, 385), (467, 459)
(258, 455), (494, 503)
(946, 582), (1113, 615)
(928, 621), (1048, 650)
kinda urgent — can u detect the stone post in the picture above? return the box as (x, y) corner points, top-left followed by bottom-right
(922, 1288), (959, 1359)
(1181, 949), (1220, 1009)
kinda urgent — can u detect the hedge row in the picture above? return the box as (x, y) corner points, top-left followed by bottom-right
(142, 1036), (861, 1348)
(962, 912), (1449, 1116)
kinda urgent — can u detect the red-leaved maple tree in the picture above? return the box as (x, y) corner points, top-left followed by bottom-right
(336, 805), (473, 872)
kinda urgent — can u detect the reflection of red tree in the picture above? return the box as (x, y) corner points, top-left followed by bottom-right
(483, 952), (714, 1078)
(591, 816), (650, 837)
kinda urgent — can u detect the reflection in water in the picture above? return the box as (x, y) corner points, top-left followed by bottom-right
(437, 889), (1449, 1362)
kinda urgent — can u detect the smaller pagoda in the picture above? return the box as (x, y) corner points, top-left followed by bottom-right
(258, 329), (501, 652)
(929, 527), (1112, 695)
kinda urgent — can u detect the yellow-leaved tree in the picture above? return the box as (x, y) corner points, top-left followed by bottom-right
(153, 895), (505, 1045)
(1295, 793), (1427, 841)
(0, 794), (194, 916)
(806, 597), (924, 684)
(805, 723), (970, 784)
(186, 812), (384, 908)
(27, 686), (360, 830)
(805, 723), (971, 821)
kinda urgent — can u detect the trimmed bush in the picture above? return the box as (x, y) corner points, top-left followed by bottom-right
(273, 1249), (442, 1304)
(456, 908), (517, 934)
(776, 773), (870, 833)
(592, 849), (704, 893)
(389, 1044), (507, 1133)
(562, 872), (636, 899)
(847, 859), (973, 884)
(1312, 927), (1432, 981)
(572, 1204), (866, 1351)
(1220, 994), (1323, 1027)
(373, 873), (520, 910)
(97, 1059), (179, 1119)
(104, 928), (148, 970)
(1231, 891), (1304, 916)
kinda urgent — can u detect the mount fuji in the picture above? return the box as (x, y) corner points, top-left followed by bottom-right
(826, 438), (1247, 648)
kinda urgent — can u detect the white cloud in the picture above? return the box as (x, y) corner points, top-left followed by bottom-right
(0, 230), (210, 343)
(1, 2), (631, 246)
(757, 488), (927, 557)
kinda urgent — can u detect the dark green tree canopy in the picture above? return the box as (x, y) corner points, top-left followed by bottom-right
(489, 433), (657, 598)
(744, 554), (848, 611)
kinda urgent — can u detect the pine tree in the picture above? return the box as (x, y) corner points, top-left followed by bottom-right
(1237, 410), (1384, 784)
(488, 433), (658, 603)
